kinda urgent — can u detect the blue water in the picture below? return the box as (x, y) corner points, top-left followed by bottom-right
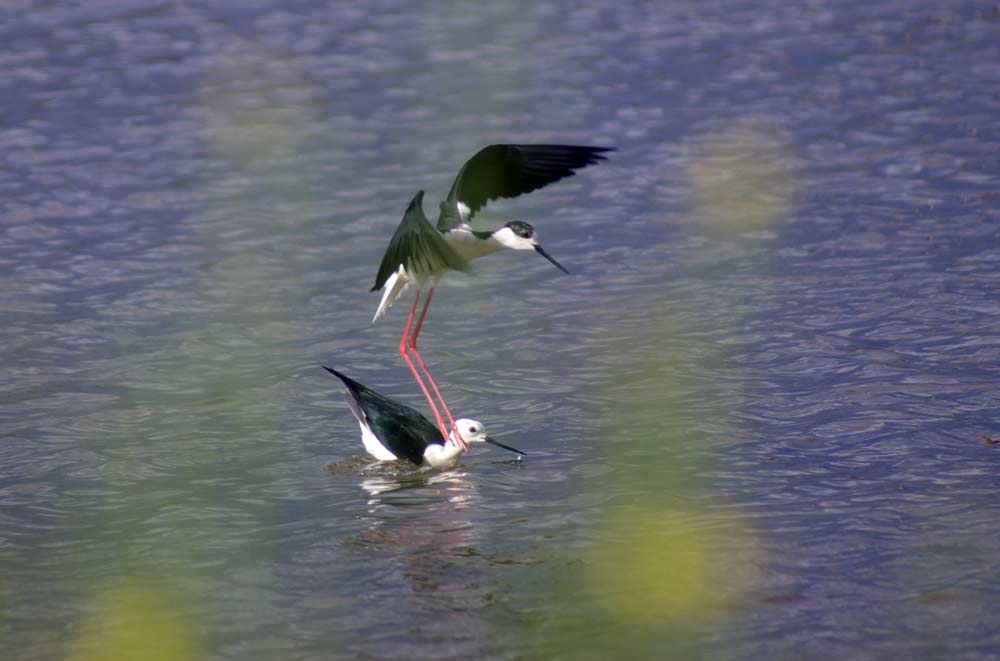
(2, 1), (999, 659)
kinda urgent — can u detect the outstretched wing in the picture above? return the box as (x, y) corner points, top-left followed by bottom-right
(371, 190), (470, 292)
(323, 366), (443, 465)
(436, 144), (614, 230)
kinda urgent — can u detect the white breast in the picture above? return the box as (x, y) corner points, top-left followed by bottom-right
(442, 227), (503, 262)
(422, 442), (465, 469)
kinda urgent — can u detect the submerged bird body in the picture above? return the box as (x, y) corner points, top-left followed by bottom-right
(323, 366), (524, 470)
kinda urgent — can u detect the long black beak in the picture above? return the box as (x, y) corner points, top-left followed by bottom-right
(534, 244), (570, 274)
(484, 436), (527, 456)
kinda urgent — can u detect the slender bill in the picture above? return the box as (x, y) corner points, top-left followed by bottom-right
(534, 244), (570, 274)
(484, 436), (527, 456)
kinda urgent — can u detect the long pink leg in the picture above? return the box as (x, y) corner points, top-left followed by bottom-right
(399, 290), (450, 442)
(409, 287), (467, 450)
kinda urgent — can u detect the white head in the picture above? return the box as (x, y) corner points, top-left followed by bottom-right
(449, 418), (490, 445)
(491, 221), (570, 274)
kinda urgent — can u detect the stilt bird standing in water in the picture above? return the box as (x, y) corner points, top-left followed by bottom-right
(323, 366), (525, 469)
(370, 144), (612, 445)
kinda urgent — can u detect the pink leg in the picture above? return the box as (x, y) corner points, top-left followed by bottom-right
(409, 287), (467, 449)
(399, 290), (450, 442)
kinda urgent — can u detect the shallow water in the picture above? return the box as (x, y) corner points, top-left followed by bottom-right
(2, 1), (1000, 659)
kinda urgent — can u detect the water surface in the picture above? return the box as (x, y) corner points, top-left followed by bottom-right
(2, 1), (999, 659)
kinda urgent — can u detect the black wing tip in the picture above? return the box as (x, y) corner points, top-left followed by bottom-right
(322, 365), (370, 402)
(321, 365), (344, 379)
(406, 189), (425, 209)
(511, 143), (614, 154)
(559, 145), (615, 162)
(511, 144), (614, 170)
(322, 365), (357, 388)
(485, 143), (614, 161)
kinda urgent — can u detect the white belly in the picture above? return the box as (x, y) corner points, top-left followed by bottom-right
(442, 227), (502, 262)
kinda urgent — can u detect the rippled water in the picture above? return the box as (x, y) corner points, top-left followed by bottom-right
(3, 1), (999, 659)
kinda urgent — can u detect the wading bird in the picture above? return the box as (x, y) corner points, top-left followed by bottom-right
(323, 366), (525, 470)
(370, 144), (612, 445)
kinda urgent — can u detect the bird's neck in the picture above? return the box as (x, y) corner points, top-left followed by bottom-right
(442, 226), (506, 262)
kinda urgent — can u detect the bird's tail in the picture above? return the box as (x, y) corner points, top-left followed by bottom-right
(371, 267), (409, 323)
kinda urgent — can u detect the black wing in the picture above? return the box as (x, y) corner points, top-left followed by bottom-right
(323, 366), (443, 465)
(371, 190), (470, 292)
(437, 144), (614, 229)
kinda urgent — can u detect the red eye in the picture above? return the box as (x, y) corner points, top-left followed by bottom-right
(468, 427), (477, 434)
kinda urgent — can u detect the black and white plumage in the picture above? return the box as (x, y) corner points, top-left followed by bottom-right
(370, 144), (613, 321)
(323, 366), (525, 469)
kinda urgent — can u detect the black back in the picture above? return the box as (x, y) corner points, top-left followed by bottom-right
(370, 190), (470, 292)
(323, 366), (444, 465)
(437, 144), (613, 229)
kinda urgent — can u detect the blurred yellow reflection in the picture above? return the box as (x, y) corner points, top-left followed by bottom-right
(588, 507), (757, 624)
(70, 582), (200, 661)
(690, 122), (799, 233)
(196, 37), (320, 171)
